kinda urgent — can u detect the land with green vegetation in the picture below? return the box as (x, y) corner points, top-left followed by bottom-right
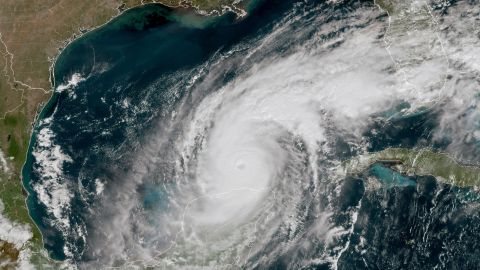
(1, 0), (468, 267)
(341, 148), (480, 188)
(0, 0), (246, 267)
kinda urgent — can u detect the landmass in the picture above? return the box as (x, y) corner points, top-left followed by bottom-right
(1, 0), (476, 267)
(0, 0), (247, 267)
(340, 148), (480, 189)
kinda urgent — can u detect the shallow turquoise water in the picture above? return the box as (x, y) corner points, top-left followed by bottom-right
(21, 0), (480, 268)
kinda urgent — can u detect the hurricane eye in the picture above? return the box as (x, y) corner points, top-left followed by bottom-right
(20, 0), (480, 268)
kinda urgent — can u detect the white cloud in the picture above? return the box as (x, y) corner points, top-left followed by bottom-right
(0, 149), (9, 174)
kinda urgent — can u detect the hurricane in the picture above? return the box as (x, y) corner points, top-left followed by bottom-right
(23, 0), (480, 269)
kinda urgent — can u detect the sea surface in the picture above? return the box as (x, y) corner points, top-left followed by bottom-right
(23, 0), (298, 261)
(22, 0), (480, 268)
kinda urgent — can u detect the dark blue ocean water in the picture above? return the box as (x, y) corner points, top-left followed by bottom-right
(23, 0), (306, 261)
(21, 0), (480, 268)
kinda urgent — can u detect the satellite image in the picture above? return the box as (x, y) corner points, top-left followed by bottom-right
(1, 0), (480, 269)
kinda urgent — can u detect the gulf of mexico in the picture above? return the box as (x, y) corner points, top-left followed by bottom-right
(21, 0), (298, 261)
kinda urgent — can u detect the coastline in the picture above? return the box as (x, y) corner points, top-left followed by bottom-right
(19, 1), (248, 263)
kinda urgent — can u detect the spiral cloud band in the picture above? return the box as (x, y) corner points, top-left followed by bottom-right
(25, 0), (480, 269)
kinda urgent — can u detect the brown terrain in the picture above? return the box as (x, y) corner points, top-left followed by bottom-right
(0, 0), (245, 265)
